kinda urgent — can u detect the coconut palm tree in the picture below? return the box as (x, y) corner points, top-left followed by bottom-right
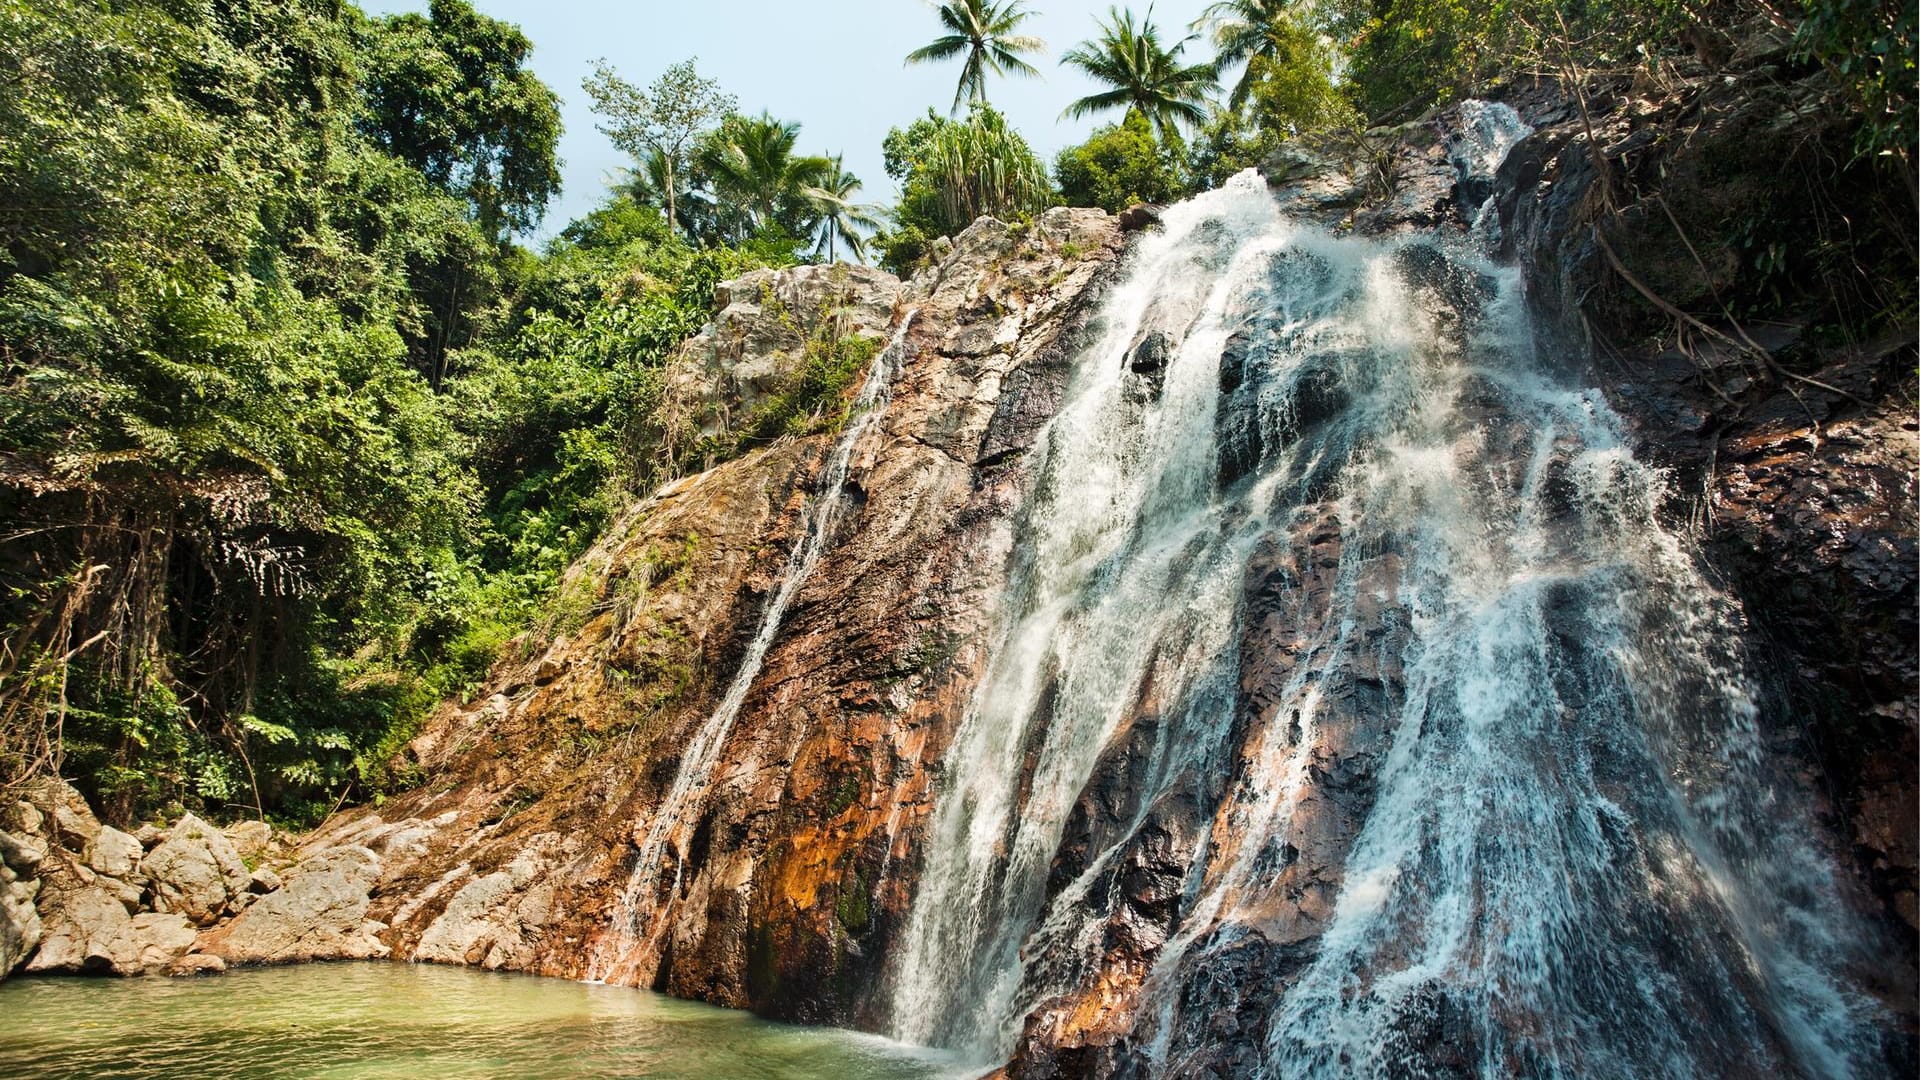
(1061, 7), (1218, 144)
(1195, 0), (1316, 110)
(694, 112), (835, 241)
(807, 157), (883, 263)
(905, 0), (1046, 115)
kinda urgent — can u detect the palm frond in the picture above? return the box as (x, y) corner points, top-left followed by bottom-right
(906, 36), (970, 64)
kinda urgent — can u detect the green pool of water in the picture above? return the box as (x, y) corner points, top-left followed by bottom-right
(0, 963), (967, 1078)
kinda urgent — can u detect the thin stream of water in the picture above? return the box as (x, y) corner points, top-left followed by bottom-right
(591, 312), (917, 985)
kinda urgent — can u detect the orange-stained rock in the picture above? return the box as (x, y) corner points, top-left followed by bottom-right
(289, 208), (1126, 1028)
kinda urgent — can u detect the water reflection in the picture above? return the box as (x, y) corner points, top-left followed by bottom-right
(0, 963), (965, 1079)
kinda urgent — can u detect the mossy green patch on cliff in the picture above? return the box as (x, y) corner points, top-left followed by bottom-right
(729, 332), (884, 453)
(833, 865), (872, 935)
(824, 775), (863, 819)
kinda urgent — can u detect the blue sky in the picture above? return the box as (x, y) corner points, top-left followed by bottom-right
(361, 1), (1221, 243)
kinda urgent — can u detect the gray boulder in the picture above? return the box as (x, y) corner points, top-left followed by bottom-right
(413, 852), (556, 970)
(23, 884), (194, 976)
(197, 846), (388, 965)
(0, 855), (41, 976)
(34, 781), (100, 851)
(87, 826), (144, 879)
(224, 820), (273, 862)
(248, 866), (283, 894)
(0, 830), (44, 876)
(143, 814), (249, 926)
(113, 913), (198, 974)
(24, 883), (126, 973)
(167, 952), (226, 977)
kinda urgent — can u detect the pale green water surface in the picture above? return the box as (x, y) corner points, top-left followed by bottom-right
(0, 963), (966, 1078)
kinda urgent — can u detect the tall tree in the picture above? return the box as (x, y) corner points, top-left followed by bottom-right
(0, 0), (481, 820)
(1061, 7), (1217, 144)
(694, 113), (835, 241)
(1193, 0), (1350, 139)
(906, 0), (1046, 114)
(809, 157), (883, 263)
(1195, 0), (1302, 109)
(583, 58), (736, 242)
(360, 0), (562, 240)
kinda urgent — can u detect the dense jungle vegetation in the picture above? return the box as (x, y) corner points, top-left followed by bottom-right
(1, 0), (1910, 826)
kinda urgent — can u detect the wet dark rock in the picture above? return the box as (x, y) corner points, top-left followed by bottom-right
(1124, 330), (1171, 395)
(1117, 204), (1161, 233)
(1491, 59), (1919, 964)
(1391, 243), (1494, 325)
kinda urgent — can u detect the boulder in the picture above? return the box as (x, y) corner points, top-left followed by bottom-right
(224, 820), (272, 862)
(133, 825), (165, 848)
(167, 952), (226, 977)
(196, 846), (388, 965)
(87, 826), (144, 879)
(98, 873), (145, 912)
(413, 853), (556, 970)
(114, 914), (198, 975)
(25, 884), (129, 973)
(1117, 204), (1162, 233)
(23, 885), (193, 975)
(2, 800), (44, 839)
(0, 830), (45, 876)
(143, 814), (250, 926)
(248, 866), (283, 894)
(0, 862), (40, 976)
(35, 780), (101, 851)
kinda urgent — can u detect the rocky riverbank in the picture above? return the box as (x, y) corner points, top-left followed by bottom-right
(0, 777), (379, 977)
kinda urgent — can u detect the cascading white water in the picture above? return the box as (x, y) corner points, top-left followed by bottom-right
(590, 311), (916, 985)
(888, 106), (1886, 1078)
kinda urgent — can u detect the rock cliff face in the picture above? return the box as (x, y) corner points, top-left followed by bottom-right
(4, 58), (1910, 1080)
(285, 206), (1126, 1026)
(1490, 69), (1918, 948)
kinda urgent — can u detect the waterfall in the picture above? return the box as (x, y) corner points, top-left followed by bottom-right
(888, 107), (1885, 1078)
(590, 311), (917, 986)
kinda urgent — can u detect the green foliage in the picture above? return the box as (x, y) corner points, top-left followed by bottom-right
(360, 0), (563, 240)
(1794, 0), (1917, 161)
(1187, 105), (1283, 188)
(587, 59), (870, 261)
(810, 158), (884, 263)
(875, 106), (1054, 273)
(1315, 0), (1693, 119)
(449, 209), (785, 624)
(692, 112), (836, 244)
(1235, 24), (1356, 138)
(582, 57), (736, 241)
(1055, 111), (1189, 212)
(355, 0), (562, 385)
(727, 333), (883, 455)
(0, 0), (567, 826)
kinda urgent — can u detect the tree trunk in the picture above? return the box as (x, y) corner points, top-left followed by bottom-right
(665, 160), (679, 241)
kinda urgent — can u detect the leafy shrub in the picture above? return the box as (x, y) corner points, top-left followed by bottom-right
(1055, 111), (1188, 212)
